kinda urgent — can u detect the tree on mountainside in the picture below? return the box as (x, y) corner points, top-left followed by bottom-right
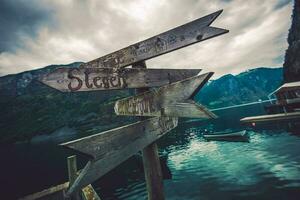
(283, 0), (300, 82)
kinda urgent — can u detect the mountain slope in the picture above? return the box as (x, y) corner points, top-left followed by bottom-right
(0, 63), (132, 143)
(195, 67), (283, 109)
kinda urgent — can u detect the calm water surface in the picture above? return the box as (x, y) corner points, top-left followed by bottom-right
(1, 103), (300, 199)
(96, 129), (300, 200)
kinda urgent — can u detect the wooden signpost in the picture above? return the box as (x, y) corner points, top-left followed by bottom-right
(37, 9), (228, 200)
(132, 61), (165, 200)
(79, 10), (228, 69)
(114, 72), (216, 118)
(39, 67), (201, 92)
(61, 116), (178, 196)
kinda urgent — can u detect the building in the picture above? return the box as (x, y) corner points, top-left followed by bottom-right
(266, 81), (300, 114)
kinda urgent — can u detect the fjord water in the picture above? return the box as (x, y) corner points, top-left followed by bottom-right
(2, 103), (300, 199)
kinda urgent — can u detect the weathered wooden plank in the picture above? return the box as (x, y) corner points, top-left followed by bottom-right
(39, 67), (201, 92)
(67, 155), (81, 200)
(240, 111), (300, 123)
(80, 10), (228, 69)
(163, 101), (217, 119)
(20, 182), (68, 200)
(114, 72), (213, 117)
(142, 143), (165, 200)
(19, 182), (101, 200)
(82, 184), (101, 200)
(133, 61), (165, 200)
(67, 155), (77, 186)
(62, 116), (178, 196)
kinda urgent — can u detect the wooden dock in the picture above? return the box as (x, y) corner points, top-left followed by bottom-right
(20, 156), (101, 200)
(240, 111), (300, 123)
(20, 182), (68, 200)
(20, 182), (101, 200)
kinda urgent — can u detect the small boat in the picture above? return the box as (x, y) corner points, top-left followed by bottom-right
(203, 130), (249, 142)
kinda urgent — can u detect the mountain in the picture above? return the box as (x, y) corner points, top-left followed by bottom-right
(283, 0), (300, 82)
(0, 64), (282, 144)
(195, 67), (283, 109)
(0, 63), (133, 144)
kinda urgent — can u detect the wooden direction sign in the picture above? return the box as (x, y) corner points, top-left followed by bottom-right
(39, 67), (201, 92)
(114, 72), (216, 119)
(80, 10), (228, 69)
(34, 8), (228, 200)
(61, 116), (178, 196)
(162, 101), (216, 118)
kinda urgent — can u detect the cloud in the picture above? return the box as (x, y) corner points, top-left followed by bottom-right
(274, 0), (292, 10)
(0, 0), (293, 78)
(0, 0), (54, 52)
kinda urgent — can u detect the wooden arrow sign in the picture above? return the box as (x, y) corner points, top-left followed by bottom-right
(61, 116), (178, 196)
(80, 10), (228, 69)
(162, 101), (216, 118)
(114, 72), (216, 118)
(39, 67), (201, 92)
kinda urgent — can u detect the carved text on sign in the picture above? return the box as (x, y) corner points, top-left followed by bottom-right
(67, 68), (125, 92)
(40, 68), (201, 92)
(80, 10), (228, 69)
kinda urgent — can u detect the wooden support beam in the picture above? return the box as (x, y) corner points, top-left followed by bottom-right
(240, 111), (300, 123)
(67, 156), (102, 200)
(142, 143), (165, 200)
(67, 155), (78, 186)
(81, 184), (101, 200)
(67, 155), (81, 200)
(62, 117), (178, 196)
(20, 183), (68, 200)
(133, 61), (165, 200)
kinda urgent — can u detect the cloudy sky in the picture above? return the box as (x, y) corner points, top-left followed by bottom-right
(0, 0), (293, 78)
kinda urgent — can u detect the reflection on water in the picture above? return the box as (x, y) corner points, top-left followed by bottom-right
(164, 130), (300, 200)
(2, 103), (300, 199)
(94, 102), (300, 200)
(98, 128), (300, 200)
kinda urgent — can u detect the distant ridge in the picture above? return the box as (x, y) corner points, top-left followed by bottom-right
(195, 67), (283, 109)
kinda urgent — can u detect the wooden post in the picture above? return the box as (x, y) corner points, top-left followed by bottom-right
(67, 155), (77, 186)
(67, 155), (81, 200)
(133, 61), (165, 200)
(142, 143), (165, 200)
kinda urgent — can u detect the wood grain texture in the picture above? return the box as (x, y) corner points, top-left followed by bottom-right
(163, 101), (217, 119)
(20, 182), (100, 200)
(114, 72), (214, 118)
(20, 183), (68, 200)
(80, 10), (228, 69)
(67, 155), (81, 200)
(39, 67), (201, 92)
(133, 61), (165, 200)
(81, 184), (101, 200)
(62, 116), (178, 196)
(240, 111), (300, 123)
(67, 155), (77, 187)
(142, 143), (165, 200)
